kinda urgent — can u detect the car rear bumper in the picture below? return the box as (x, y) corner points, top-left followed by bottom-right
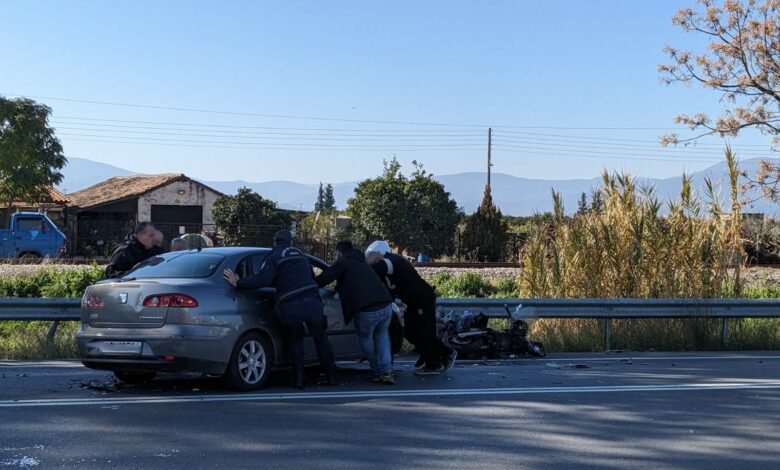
(77, 323), (237, 375)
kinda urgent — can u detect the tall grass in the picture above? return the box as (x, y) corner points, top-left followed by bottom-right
(518, 150), (749, 350)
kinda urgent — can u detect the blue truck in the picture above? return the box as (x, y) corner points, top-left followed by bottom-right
(0, 211), (67, 259)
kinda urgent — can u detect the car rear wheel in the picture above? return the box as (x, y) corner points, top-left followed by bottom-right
(113, 371), (156, 384)
(224, 332), (273, 391)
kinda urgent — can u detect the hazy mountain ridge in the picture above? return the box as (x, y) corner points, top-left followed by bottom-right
(60, 157), (780, 216)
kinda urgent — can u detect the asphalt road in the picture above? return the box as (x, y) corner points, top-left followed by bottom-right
(1, 352), (779, 469)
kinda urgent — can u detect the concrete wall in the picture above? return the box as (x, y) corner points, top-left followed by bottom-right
(137, 179), (220, 226)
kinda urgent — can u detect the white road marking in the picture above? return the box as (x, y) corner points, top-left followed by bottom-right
(2, 354), (778, 370)
(1, 381), (779, 408)
(393, 354), (780, 365)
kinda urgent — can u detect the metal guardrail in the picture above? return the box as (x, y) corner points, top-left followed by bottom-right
(1, 297), (779, 356)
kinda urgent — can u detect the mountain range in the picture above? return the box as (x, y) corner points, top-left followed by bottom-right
(58, 157), (780, 216)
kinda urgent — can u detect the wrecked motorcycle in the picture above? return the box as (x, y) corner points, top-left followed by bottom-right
(438, 305), (546, 359)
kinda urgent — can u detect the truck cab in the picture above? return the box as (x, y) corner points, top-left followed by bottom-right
(0, 211), (67, 259)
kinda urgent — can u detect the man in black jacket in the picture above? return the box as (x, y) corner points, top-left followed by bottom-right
(105, 222), (164, 279)
(366, 241), (456, 376)
(223, 230), (336, 389)
(315, 241), (396, 384)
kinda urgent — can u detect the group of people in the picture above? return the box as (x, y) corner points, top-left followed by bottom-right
(106, 222), (456, 390)
(105, 222), (196, 278)
(224, 231), (456, 389)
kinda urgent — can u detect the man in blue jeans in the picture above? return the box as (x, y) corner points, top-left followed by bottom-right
(315, 241), (396, 384)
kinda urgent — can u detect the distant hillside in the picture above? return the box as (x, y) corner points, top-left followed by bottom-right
(57, 157), (136, 193)
(61, 157), (780, 216)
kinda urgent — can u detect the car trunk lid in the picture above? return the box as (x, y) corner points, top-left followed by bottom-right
(83, 280), (180, 328)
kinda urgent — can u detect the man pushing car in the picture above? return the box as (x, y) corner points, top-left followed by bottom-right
(223, 230), (336, 389)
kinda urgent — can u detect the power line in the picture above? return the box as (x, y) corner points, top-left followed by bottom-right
(492, 136), (775, 158)
(4, 92), (688, 130)
(53, 116), (485, 133)
(492, 146), (728, 164)
(52, 125), (484, 140)
(53, 126), (485, 142)
(492, 144), (726, 162)
(56, 132), (486, 148)
(63, 137), (484, 152)
(494, 130), (774, 149)
(3, 93), (488, 127)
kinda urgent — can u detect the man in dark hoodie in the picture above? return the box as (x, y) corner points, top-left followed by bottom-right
(223, 230), (336, 389)
(105, 222), (164, 279)
(366, 241), (456, 376)
(315, 241), (396, 384)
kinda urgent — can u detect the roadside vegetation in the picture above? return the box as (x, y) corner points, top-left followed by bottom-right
(0, 265), (102, 359)
(1, 261), (779, 359)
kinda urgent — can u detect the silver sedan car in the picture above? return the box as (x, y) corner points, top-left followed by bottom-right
(77, 247), (362, 390)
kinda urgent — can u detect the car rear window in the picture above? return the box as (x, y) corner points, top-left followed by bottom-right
(124, 252), (225, 279)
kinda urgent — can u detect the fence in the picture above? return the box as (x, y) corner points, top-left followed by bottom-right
(2, 297), (780, 357)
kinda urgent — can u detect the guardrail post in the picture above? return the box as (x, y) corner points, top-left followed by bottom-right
(721, 318), (730, 347)
(603, 318), (612, 351)
(45, 320), (59, 358)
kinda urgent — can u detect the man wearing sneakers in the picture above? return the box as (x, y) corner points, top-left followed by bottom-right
(365, 240), (457, 375)
(316, 241), (396, 385)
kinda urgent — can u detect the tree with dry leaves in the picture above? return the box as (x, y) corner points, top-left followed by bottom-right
(659, 0), (780, 200)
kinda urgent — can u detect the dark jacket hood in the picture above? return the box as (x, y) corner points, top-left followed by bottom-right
(341, 249), (366, 262)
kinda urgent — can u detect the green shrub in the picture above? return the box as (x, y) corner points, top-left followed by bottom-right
(494, 278), (519, 298)
(0, 265), (103, 298)
(432, 272), (495, 298)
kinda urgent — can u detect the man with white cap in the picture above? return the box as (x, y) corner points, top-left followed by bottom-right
(365, 240), (457, 375)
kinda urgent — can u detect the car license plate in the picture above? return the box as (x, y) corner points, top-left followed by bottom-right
(89, 341), (142, 355)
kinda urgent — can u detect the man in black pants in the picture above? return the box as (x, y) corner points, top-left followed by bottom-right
(366, 241), (456, 375)
(223, 230), (336, 389)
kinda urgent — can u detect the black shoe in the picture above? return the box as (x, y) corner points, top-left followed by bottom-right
(414, 357), (426, 371)
(443, 350), (458, 373)
(414, 365), (444, 376)
(380, 372), (396, 385)
(324, 365), (337, 386)
(294, 368), (306, 390)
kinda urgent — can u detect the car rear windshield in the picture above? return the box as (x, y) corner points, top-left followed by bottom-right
(124, 252), (225, 279)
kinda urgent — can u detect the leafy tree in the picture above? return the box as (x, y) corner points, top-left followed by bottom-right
(0, 97), (66, 224)
(314, 182), (337, 213)
(212, 187), (290, 246)
(576, 192), (589, 216)
(296, 210), (346, 260)
(314, 183), (325, 212)
(347, 158), (461, 257)
(590, 188), (605, 214)
(658, 0), (780, 198)
(461, 186), (507, 261)
(405, 163), (461, 257)
(323, 183), (336, 212)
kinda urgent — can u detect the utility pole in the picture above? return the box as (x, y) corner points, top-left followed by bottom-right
(486, 127), (493, 194)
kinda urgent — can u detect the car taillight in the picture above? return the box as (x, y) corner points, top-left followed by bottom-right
(143, 294), (199, 308)
(86, 294), (105, 308)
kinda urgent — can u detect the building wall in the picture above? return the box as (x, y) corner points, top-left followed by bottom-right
(137, 179), (220, 226)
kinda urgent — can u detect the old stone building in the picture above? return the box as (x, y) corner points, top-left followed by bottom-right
(67, 174), (222, 256)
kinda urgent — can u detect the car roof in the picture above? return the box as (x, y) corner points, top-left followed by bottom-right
(158, 247), (327, 265)
(185, 246), (271, 256)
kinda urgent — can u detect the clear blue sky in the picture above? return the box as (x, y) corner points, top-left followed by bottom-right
(2, 0), (773, 184)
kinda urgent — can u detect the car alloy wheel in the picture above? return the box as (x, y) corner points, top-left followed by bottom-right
(224, 332), (273, 391)
(238, 339), (267, 385)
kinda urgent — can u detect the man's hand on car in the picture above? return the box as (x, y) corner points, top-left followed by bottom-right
(223, 268), (239, 287)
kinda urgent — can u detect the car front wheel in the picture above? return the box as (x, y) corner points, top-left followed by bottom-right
(224, 332), (273, 391)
